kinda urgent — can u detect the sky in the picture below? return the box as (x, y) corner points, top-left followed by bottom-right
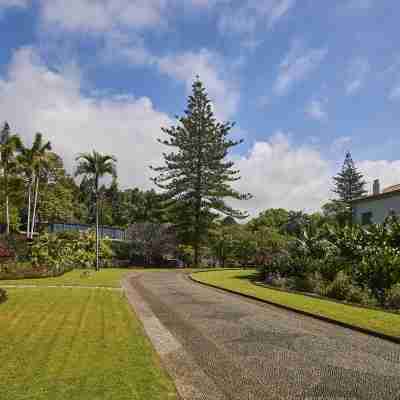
(1, 0), (400, 216)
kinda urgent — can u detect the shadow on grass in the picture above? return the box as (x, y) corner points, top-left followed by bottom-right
(231, 271), (261, 283)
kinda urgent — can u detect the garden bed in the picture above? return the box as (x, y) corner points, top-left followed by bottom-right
(0, 263), (70, 280)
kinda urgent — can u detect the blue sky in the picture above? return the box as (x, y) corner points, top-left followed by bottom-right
(1, 0), (400, 214)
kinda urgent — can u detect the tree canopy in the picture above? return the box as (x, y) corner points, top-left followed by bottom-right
(152, 78), (250, 266)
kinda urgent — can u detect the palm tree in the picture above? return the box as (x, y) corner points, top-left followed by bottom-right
(17, 146), (35, 238)
(17, 133), (51, 239)
(75, 151), (117, 270)
(29, 133), (51, 238)
(0, 122), (22, 235)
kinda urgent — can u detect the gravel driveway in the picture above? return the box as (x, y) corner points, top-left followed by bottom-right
(128, 271), (400, 400)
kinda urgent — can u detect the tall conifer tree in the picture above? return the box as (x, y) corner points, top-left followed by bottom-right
(152, 78), (250, 267)
(333, 151), (367, 202)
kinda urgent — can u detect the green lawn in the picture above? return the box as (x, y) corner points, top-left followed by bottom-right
(0, 268), (150, 288)
(192, 269), (400, 339)
(0, 271), (178, 400)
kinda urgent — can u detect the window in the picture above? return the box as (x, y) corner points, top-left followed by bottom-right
(361, 212), (373, 225)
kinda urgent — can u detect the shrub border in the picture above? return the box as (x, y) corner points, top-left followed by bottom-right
(189, 270), (400, 345)
(0, 266), (72, 281)
(253, 281), (400, 316)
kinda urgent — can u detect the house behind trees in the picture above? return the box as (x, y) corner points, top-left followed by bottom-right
(351, 179), (400, 225)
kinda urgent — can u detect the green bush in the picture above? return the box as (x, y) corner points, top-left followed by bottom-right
(325, 271), (352, 301)
(110, 241), (131, 260)
(31, 230), (113, 271)
(0, 261), (66, 279)
(385, 284), (400, 310)
(356, 245), (400, 304)
(308, 272), (328, 296)
(287, 275), (315, 293)
(0, 288), (7, 303)
(346, 285), (377, 307)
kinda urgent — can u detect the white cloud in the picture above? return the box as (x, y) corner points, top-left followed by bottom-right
(102, 36), (239, 120)
(359, 160), (400, 193)
(4, 49), (399, 215)
(39, 0), (167, 33)
(232, 132), (331, 214)
(157, 49), (239, 120)
(218, 0), (295, 37)
(305, 99), (327, 121)
(389, 85), (400, 100)
(345, 58), (370, 95)
(102, 32), (155, 66)
(38, 0), (239, 121)
(274, 40), (327, 95)
(38, 0), (233, 34)
(0, 47), (171, 189)
(0, 0), (29, 11)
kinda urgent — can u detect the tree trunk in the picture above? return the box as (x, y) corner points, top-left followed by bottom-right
(95, 177), (100, 271)
(5, 168), (9, 235)
(193, 198), (201, 268)
(5, 195), (10, 235)
(31, 174), (40, 238)
(26, 180), (32, 239)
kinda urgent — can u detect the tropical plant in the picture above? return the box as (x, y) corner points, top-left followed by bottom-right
(30, 133), (52, 238)
(0, 122), (22, 235)
(17, 133), (51, 239)
(385, 283), (400, 310)
(31, 231), (113, 271)
(75, 151), (117, 270)
(152, 78), (250, 267)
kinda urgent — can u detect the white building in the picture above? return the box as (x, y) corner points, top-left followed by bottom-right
(351, 180), (400, 225)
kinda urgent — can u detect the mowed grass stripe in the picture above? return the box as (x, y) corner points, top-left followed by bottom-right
(0, 288), (178, 400)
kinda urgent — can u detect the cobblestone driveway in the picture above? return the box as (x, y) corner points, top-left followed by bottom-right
(129, 271), (400, 400)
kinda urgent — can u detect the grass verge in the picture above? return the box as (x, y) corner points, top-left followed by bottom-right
(0, 268), (194, 288)
(0, 287), (177, 400)
(191, 269), (400, 339)
(0, 268), (129, 287)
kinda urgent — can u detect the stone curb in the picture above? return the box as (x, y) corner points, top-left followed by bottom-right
(121, 273), (228, 400)
(189, 272), (400, 345)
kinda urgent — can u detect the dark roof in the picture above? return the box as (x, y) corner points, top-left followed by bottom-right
(351, 186), (400, 204)
(383, 184), (400, 193)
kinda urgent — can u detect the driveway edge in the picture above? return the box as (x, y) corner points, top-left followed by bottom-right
(121, 273), (228, 400)
(189, 272), (400, 345)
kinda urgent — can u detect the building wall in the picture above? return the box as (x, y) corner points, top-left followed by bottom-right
(352, 194), (400, 224)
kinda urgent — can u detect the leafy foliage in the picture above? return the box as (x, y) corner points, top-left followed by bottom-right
(31, 231), (113, 271)
(264, 216), (400, 309)
(152, 78), (250, 266)
(127, 223), (177, 265)
(333, 151), (367, 202)
(385, 284), (400, 310)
